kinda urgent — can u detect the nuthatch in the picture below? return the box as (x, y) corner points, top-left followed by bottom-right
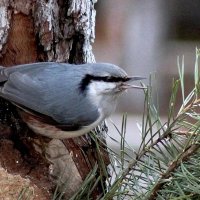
(0, 62), (145, 139)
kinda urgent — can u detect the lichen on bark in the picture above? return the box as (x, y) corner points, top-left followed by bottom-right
(0, 1), (11, 53)
(34, 0), (96, 63)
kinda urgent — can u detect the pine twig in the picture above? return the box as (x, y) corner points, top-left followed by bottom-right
(149, 143), (200, 200)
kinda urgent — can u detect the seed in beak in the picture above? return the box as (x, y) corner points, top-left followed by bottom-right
(121, 83), (147, 90)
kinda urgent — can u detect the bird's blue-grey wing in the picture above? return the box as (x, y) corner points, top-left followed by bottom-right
(0, 63), (100, 127)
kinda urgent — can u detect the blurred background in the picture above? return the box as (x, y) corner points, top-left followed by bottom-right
(93, 0), (200, 148)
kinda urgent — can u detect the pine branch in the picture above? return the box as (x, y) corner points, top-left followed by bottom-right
(149, 143), (200, 200)
(98, 49), (200, 200)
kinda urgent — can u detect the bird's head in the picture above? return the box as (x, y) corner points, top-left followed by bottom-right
(79, 63), (145, 97)
(79, 63), (145, 117)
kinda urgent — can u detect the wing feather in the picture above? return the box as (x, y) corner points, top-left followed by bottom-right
(0, 63), (100, 126)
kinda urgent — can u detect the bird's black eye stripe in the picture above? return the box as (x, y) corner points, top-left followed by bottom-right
(79, 74), (130, 92)
(0, 81), (6, 87)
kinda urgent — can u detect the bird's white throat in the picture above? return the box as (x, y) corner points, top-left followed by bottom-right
(87, 81), (120, 118)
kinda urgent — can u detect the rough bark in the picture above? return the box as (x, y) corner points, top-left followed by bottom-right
(0, 0), (109, 199)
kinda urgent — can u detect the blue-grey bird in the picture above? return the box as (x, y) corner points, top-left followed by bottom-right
(0, 62), (145, 139)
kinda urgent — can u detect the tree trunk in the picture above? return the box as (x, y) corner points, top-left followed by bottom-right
(0, 0), (109, 199)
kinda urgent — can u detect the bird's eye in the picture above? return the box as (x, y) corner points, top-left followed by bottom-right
(105, 76), (112, 81)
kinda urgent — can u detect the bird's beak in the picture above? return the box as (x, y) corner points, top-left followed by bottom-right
(121, 76), (146, 90)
